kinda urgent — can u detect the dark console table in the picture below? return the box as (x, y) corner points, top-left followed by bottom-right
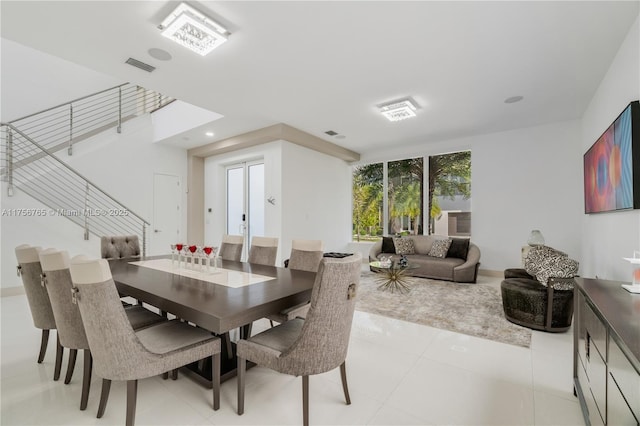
(573, 278), (639, 426)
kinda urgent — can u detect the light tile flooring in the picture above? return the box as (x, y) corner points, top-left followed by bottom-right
(1, 275), (585, 425)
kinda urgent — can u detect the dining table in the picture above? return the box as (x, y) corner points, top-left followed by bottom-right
(108, 255), (316, 385)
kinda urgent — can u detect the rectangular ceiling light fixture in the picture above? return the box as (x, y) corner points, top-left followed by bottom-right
(159, 2), (228, 56)
(379, 98), (418, 122)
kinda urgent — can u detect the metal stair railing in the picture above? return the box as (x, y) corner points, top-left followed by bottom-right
(0, 82), (173, 255)
(0, 123), (150, 255)
(7, 82), (173, 156)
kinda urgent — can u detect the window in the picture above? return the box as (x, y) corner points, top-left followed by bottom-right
(429, 151), (471, 236)
(352, 151), (471, 241)
(352, 163), (383, 241)
(387, 158), (423, 235)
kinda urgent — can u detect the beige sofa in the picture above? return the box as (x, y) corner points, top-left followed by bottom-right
(368, 235), (481, 283)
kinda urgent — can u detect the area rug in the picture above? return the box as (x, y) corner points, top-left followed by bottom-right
(356, 271), (531, 348)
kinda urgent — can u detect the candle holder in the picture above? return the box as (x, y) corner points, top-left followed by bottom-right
(196, 246), (204, 271)
(203, 246), (215, 273)
(170, 244), (177, 267)
(188, 245), (198, 269)
(175, 244), (184, 269)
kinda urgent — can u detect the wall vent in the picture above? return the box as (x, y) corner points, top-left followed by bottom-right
(125, 57), (156, 73)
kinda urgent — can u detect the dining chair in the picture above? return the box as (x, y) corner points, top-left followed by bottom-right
(267, 239), (324, 325)
(219, 234), (244, 261)
(39, 250), (167, 411)
(247, 236), (278, 266)
(237, 253), (362, 426)
(101, 234), (151, 309)
(100, 235), (140, 259)
(288, 239), (324, 272)
(15, 244), (63, 380)
(69, 256), (221, 426)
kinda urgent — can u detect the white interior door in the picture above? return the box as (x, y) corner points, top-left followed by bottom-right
(226, 160), (265, 260)
(151, 173), (181, 255)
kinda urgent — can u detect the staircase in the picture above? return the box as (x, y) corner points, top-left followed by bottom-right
(1, 83), (174, 255)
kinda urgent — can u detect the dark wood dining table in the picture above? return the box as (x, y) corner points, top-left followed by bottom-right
(108, 256), (316, 384)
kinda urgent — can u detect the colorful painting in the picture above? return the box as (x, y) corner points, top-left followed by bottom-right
(584, 103), (637, 213)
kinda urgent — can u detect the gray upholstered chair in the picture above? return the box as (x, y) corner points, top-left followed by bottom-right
(237, 253), (362, 426)
(15, 244), (63, 380)
(288, 239), (324, 273)
(69, 257), (222, 426)
(219, 234), (244, 261)
(101, 234), (150, 309)
(247, 236), (278, 266)
(267, 240), (324, 325)
(100, 235), (141, 259)
(39, 250), (167, 411)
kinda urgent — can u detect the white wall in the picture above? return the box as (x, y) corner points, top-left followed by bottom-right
(203, 140), (352, 265)
(152, 100), (222, 143)
(280, 142), (352, 260)
(580, 15), (640, 281)
(1, 114), (188, 291)
(472, 121), (583, 270)
(0, 38), (121, 121)
(357, 120), (583, 273)
(1, 38), (189, 292)
(204, 141), (283, 263)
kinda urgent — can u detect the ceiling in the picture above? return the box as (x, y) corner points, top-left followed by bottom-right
(1, 1), (638, 157)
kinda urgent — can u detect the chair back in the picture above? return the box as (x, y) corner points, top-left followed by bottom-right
(280, 253), (361, 375)
(288, 239), (324, 272)
(248, 236), (278, 266)
(15, 244), (56, 330)
(220, 234), (244, 261)
(100, 235), (140, 259)
(69, 257), (151, 381)
(39, 249), (88, 350)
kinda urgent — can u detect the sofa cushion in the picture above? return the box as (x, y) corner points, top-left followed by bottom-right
(447, 238), (470, 260)
(393, 238), (415, 255)
(405, 255), (464, 281)
(411, 236), (434, 254)
(524, 245), (578, 286)
(428, 239), (452, 258)
(381, 236), (396, 254)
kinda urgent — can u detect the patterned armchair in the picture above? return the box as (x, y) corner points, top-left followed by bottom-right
(501, 245), (578, 332)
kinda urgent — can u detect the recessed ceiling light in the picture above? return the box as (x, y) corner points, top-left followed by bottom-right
(504, 95), (524, 104)
(148, 48), (172, 61)
(159, 2), (228, 56)
(378, 98), (419, 122)
(205, 131), (214, 137)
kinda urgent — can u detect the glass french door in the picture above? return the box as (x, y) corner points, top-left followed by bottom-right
(226, 160), (265, 260)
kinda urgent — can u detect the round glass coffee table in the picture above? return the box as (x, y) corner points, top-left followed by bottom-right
(369, 261), (418, 294)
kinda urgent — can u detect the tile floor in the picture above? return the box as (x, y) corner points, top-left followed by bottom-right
(1, 275), (585, 425)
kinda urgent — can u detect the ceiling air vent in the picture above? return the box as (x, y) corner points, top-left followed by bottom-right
(125, 57), (156, 73)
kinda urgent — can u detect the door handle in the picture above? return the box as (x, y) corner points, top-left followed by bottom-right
(154, 229), (161, 233)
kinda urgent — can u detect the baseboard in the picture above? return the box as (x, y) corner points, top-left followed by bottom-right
(478, 269), (503, 278)
(1, 286), (25, 297)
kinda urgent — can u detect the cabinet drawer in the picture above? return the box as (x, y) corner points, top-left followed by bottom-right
(578, 352), (605, 426)
(589, 347), (607, 424)
(608, 374), (639, 426)
(609, 340), (640, 422)
(584, 303), (607, 359)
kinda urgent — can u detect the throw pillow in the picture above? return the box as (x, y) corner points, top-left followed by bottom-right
(447, 238), (470, 260)
(381, 236), (396, 254)
(393, 237), (415, 255)
(428, 238), (452, 258)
